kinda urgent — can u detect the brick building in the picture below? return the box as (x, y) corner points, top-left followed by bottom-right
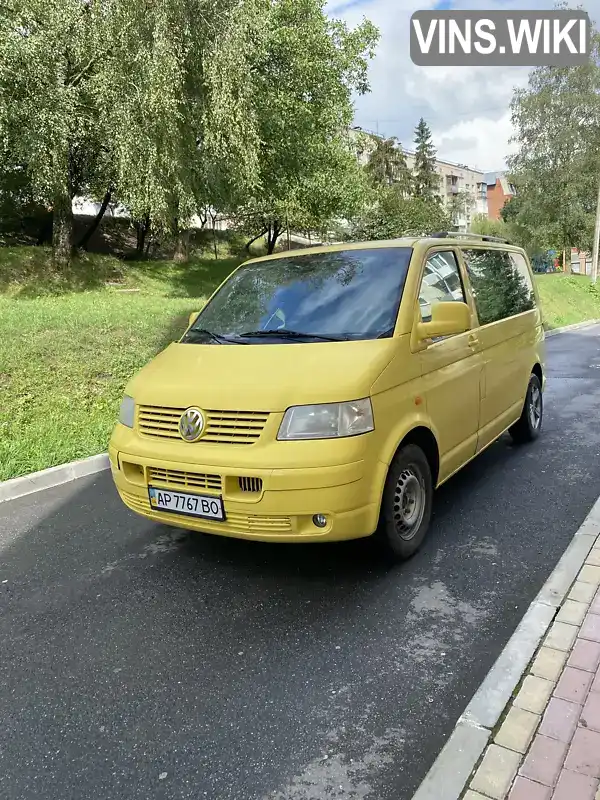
(484, 172), (516, 220)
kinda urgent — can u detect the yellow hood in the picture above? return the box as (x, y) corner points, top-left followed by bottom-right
(126, 340), (397, 412)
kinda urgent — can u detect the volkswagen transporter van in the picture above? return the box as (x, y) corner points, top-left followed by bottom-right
(109, 233), (545, 561)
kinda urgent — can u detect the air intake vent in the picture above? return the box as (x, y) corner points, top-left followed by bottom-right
(238, 477), (263, 493)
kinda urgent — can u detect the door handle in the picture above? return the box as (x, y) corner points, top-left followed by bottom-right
(468, 333), (480, 348)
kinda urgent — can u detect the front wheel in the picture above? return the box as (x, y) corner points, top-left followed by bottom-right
(510, 373), (543, 444)
(375, 444), (433, 561)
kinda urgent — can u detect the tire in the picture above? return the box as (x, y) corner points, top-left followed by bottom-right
(510, 373), (543, 444)
(375, 444), (433, 561)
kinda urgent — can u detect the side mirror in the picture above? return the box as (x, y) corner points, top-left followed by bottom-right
(416, 301), (471, 342)
(188, 311), (200, 328)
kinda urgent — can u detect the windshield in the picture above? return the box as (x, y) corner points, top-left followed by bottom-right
(183, 247), (412, 344)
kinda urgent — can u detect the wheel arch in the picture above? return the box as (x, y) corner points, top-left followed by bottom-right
(389, 426), (440, 489)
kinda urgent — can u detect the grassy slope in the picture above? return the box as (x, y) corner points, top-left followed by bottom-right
(0, 247), (242, 481)
(1, 257), (600, 482)
(536, 273), (600, 329)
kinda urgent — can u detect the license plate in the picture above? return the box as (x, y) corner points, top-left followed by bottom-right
(148, 487), (225, 521)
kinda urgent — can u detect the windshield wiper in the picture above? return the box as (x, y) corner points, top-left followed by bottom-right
(238, 329), (347, 342)
(185, 328), (243, 345)
(377, 327), (395, 339)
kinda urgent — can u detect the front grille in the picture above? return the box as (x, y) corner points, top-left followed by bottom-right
(138, 406), (269, 444)
(147, 467), (222, 492)
(238, 477), (263, 493)
(121, 492), (292, 533)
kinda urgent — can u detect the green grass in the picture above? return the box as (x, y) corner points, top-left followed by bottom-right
(0, 247), (243, 481)
(536, 273), (600, 330)
(1, 252), (600, 482)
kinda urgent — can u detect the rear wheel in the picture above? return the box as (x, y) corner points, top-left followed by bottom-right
(376, 444), (433, 561)
(510, 373), (543, 444)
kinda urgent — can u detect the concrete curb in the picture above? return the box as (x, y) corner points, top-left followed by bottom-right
(0, 453), (110, 505)
(544, 318), (600, 337)
(411, 495), (600, 800)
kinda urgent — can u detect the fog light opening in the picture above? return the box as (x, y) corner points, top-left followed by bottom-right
(312, 514), (328, 529)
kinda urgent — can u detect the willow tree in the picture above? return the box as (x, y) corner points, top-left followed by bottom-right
(0, 0), (110, 266)
(99, 0), (261, 261)
(0, 0), (260, 267)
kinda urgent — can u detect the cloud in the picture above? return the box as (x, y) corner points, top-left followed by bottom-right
(327, 0), (600, 170)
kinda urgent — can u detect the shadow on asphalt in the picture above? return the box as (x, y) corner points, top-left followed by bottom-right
(1, 430), (525, 599)
(171, 433), (522, 579)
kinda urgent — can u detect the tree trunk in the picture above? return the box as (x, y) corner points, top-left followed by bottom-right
(211, 227), (217, 259)
(267, 221), (282, 255)
(52, 187), (73, 269)
(245, 228), (268, 253)
(209, 213), (219, 259)
(563, 245), (571, 275)
(174, 228), (190, 263)
(136, 214), (150, 254)
(37, 211), (53, 245)
(76, 188), (112, 251)
(591, 174), (600, 284)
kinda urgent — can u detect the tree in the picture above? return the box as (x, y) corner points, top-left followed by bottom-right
(365, 136), (412, 193)
(0, 1), (114, 266)
(465, 249), (535, 326)
(508, 26), (600, 274)
(0, 0), (262, 267)
(448, 189), (474, 229)
(412, 118), (440, 201)
(498, 195), (555, 255)
(98, 0), (262, 261)
(351, 186), (452, 241)
(470, 213), (509, 238)
(232, 0), (379, 254)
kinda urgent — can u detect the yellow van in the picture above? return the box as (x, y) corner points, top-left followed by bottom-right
(109, 233), (545, 560)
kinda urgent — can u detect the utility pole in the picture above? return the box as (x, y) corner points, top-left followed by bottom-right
(591, 175), (600, 284)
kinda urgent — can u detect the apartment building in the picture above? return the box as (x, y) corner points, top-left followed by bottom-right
(349, 127), (489, 231)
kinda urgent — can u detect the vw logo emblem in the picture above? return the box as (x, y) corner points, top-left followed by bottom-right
(178, 407), (205, 443)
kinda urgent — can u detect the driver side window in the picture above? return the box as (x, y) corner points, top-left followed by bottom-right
(419, 250), (466, 324)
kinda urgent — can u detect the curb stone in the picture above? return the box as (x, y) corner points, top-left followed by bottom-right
(411, 495), (600, 800)
(544, 318), (600, 337)
(0, 319), (598, 506)
(0, 453), (110, 504)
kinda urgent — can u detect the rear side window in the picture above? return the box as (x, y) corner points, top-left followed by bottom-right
(462, 248), (536, 326)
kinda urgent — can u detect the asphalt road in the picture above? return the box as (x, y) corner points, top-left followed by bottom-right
(2, 326), (600, 800)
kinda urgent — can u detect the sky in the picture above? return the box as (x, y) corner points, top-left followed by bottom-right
(325, 0), (600, 172)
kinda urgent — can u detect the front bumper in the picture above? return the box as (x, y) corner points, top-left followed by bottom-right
(109, 438), (385, 544)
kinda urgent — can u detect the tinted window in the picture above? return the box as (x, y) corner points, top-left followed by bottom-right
(509, 252), (536, 294)
(462, 248), (535, 326)
(185, 248), (412, 343)
(419, 250), (465, 323)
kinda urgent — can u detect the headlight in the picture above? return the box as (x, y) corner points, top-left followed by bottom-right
(277, 398), (374, 441)
(119, 395), (135, 428)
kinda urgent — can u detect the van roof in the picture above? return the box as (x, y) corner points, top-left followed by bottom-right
(246, 234), (526, 264)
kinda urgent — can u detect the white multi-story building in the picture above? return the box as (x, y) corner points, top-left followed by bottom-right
(348, 127), (489, 232)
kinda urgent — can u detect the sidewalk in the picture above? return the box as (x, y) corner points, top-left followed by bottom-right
(464, 538), (600, 800)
